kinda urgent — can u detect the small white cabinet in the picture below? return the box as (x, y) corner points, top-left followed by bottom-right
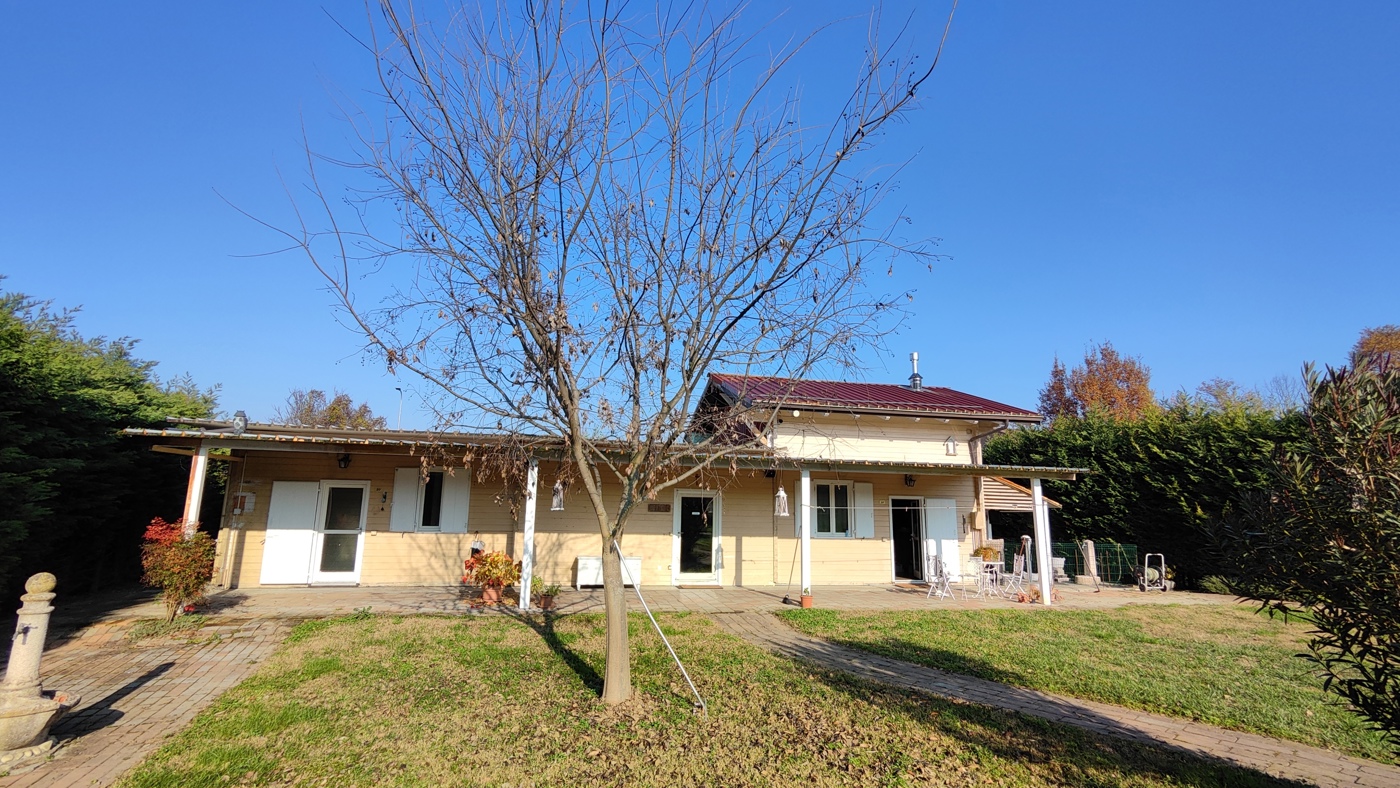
(575, 555), (643, 589)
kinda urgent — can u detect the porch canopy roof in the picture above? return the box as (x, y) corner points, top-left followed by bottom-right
(125, 418), (1085, 481)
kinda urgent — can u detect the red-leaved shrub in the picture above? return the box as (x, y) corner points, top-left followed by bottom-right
(140, 518), (216, 622)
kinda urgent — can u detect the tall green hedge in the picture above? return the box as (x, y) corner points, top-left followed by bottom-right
(985, 402), (1300, 587)
(0, 290), (216, 597)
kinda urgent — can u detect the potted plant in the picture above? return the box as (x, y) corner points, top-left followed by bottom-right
(800, 587), (814, 609)
(539, 582), (562, 611)
(462, 551), (520, 604)
(971, 545), (1000, 562)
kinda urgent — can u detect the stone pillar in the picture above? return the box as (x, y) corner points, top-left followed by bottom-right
(1, 573), (56, 702)
(1, 573), (79, 764)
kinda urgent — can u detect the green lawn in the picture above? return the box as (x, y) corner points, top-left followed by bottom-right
(116, 612), (1302, 788)
(779, 604), (1393, 764)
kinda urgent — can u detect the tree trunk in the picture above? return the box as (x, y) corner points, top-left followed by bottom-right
(599, 539), (632, 704)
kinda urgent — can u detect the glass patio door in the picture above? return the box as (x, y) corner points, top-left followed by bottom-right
(674, 493), (720, 584)
(309, 482), (368, 585)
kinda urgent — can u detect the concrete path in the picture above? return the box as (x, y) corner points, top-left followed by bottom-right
(0, 619), (289, 788)
(713, 611), (1400, 788)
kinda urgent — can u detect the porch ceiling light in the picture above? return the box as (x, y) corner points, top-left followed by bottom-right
(774, 485), (790, 517)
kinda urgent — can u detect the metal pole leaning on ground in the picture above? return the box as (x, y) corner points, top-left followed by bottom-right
(613, 538), (707, 718)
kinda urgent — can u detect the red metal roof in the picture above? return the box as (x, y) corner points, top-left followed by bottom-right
(708, 373), (1040, 420)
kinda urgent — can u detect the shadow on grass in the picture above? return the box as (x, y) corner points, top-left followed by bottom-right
(503, 610), (602, 695)
(782, 631), (1316, 788)
(51, 661), (175, 739)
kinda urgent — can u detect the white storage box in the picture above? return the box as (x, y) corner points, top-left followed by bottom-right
(575, 555), (643, 590)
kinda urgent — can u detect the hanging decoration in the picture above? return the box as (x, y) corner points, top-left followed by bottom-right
(551, 478), (567, 511)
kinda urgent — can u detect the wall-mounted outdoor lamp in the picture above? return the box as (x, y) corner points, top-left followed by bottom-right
(337, 453), (352, 469)
(944, 437), (958, 456)
(904, 474), (916, 487)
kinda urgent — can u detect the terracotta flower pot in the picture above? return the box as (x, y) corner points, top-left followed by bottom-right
(481, 586), (502, 604)
(800, 594), (814, 609)
(539, 595), (556, 611)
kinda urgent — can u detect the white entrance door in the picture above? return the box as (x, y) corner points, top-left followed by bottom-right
(310, 482), (369, 585)
(672, 491), (721, 585)
(259, 481), (320, 584)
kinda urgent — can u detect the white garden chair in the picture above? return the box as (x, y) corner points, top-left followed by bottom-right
(1003, 552), (1029, 597)
(925, 555), (953, 600)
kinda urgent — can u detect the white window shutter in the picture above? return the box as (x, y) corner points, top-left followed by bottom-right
(924, 497), (959, 580)
(439, 470), (471, 533)
(389, 468), (422, 532)
(853, 482), (875, 539)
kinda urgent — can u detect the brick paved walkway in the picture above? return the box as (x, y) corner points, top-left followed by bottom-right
(0, 619), (289, 788)
(712, 612), (1400, 788)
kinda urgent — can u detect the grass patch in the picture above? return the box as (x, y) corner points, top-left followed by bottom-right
(117, 612), (1306, 787)
(126, 615), (208, 642)
(779, 604), (1393, 763)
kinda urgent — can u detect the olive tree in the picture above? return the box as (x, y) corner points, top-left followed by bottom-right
(279, 0), (950, 704)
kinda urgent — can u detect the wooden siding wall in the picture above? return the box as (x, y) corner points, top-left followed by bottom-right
(769, 471), (979, 584)
(214, 451), (977, 589)
(771, 414), (981, 464)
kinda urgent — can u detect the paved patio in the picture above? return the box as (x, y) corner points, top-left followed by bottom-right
(0, 582), (1339, 787)
(54, 580), (1231, 625)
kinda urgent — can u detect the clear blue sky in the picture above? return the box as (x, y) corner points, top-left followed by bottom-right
(3, 2), (1396, 429)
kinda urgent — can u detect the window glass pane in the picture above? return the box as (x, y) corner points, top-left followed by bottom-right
(815, 484), (831, 533)
(319, 533), (358, 572)
(324, 487), (364, 532)
(420, 471), (444, 529)
(834, 484), (849, 533)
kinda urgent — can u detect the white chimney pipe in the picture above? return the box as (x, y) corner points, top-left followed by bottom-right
(909, 352), (923, 391)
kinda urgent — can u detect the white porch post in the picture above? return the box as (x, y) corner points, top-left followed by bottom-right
(518, 459), (539, 612)
(182, 444), (210, 537)
(799, 468), (812, 599)
(1031, 477), (1053, 605)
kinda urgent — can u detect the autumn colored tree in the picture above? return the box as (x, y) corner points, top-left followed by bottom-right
(1352, 325), (1400, 372)
(275, 389), (386, 430)
(1067, 342), (1157, 420)
(1037, 356), (1075, 421)
(1039, 342), (1156, 421)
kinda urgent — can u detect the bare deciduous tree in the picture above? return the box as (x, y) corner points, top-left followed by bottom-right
(274, 0), (952, 704)
(275, 388), (387, 429)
